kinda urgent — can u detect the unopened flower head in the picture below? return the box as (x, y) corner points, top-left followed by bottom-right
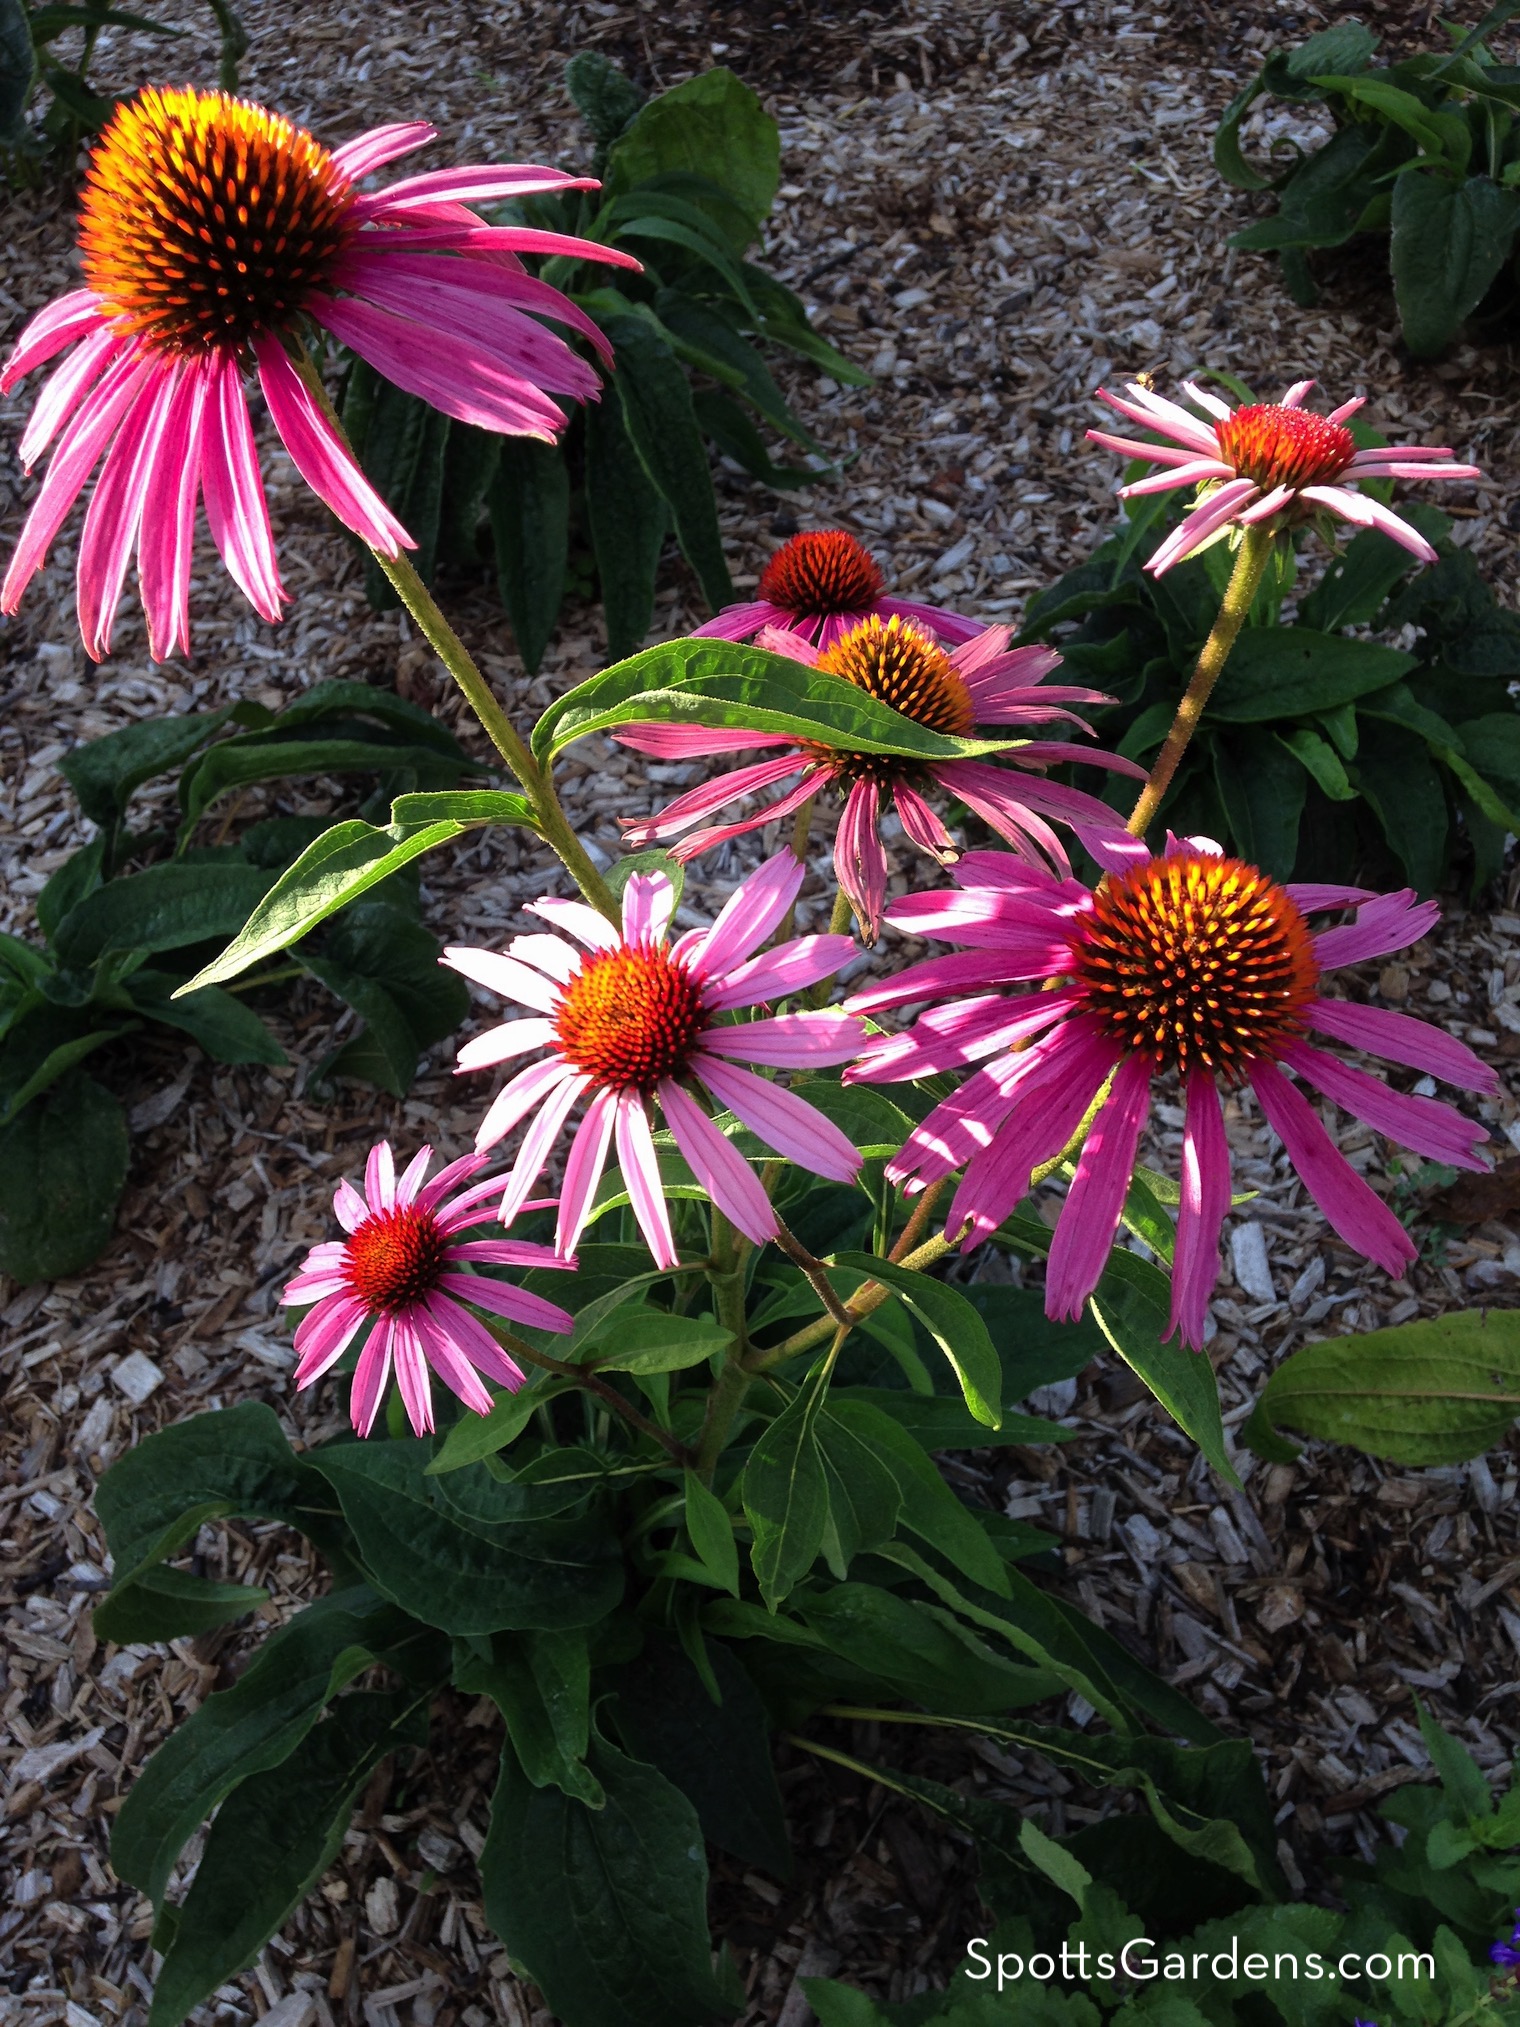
(1, 85), (637, 659)
(846, 838), (1495, 1347)
(444, 853), (867, 1265)
(281, 1141), (575, 1437)
(693, 526), (985, 649)
(1087, 377), (1480, 576)
(618, 614), (1142, 938)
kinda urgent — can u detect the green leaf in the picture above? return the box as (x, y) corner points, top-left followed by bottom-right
(604, 67), (778, 243)
(566, 49), (645, 161)
(1088, 1251), (1239, 1487)
(180, 803), (530, 992)
(682, 1469), (739, 1596)
(91, 1565), (267, 1645)
(614, 1634), (791, 1876)
(691, 388), (815, 489)
(742, 264), (873, 383)
(657, 292), (814, 445)
(479, 1733), (735, 2027)
(114, 1588), (419, 1907)
(437, 418), (502, 562)
(425, 1371), (580, 1473)
(796, 1579), (1062, 1716)
(303, 903), (468, 1097)
(177, 732), (467, 841)
(1352, 717), (1451, 895)
(605, 314), (732, 612)
(1392, 171), (1520, 357)
(1212, 731), (1306, 878)
(0, 0), (36, 143)
(1298, 509), (1449, 631)
(1207, 627), (1418, 722)
(29, 2), (184, 38)
(1212, 70), (1271, 192)
(1416, 1698), (1494, 1820)
(585, 375), (668, 661)
(0, 1026), (121, 1125)
(533, 637), (1028, 767)
(0, 1072), (127, 1283)
(830, 1388), (1069, 1452)
(51, 860), (275, 968)
(124, 970), (285, 1066)
(147, 1690), (428, 2027)
(812, 1402), (902, 1576)
(834, 1253), (1002, 1428)
(1276, 726), (1356, 802)
(582, 1307), (732, 1374)
(742, 1384), (830, 1609)
(830, 1398), (1010, 1595)
(1244, 1307), (1520, 1466)
(456, 1629), (603, 1806)
(36, 837), (105, 944)
(59, 706), (236, 829)
(489, 436), (569, 676)
(308, 1440), (625, 1634)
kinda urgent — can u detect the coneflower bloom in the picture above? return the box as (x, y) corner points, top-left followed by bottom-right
(282, 1141), (574, 1437)
(846, 839), (1494, 1347)
(442, 854), (865, 1266)
(1, 85), (636, 659)
(693, 527), (983, 649)
(1087, 378), (1480, 576)
(618, 615), (1142, 938)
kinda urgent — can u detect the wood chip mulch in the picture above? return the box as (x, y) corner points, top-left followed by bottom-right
(3, 2), (1520, 2024)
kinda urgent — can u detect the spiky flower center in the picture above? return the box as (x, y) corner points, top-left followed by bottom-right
(344, 1204), (449, 1313)
(79, 85), (356, 354)
(554, 945), (708, 1089)
(818, 615), (975, 737)
(1072, 851), (1320, 1078)
(1213, 403), (1356, 491)
(758, 529), (885, 616)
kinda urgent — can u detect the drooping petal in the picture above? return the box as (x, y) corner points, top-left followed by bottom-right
(846, 944), (1071, 1016)
(835, 777), (888, 938)
(1, 289), (106, 392)
(555, 1086), (618, 1260)
(620, 752), (812, 847)
(357, 162), (599, 212)
(330, 120), (437, 181)
(616, 1091), (676, 1269)
(254, 334), (414, 555)
(437, 1271), (576, 1335)
(292, 1296), (369, 1383)
(1284, 1041), (1488, 1170)
(1249, 1060), (1415, 1277)
(78, 364), (184, 661)
(474, 1055), (577, 1154)
(411, 1302), (496, 1418)
(17, 326), (123, 468)
(694, 1054), (861, 1183)
(1045, 1054), (1152, 1320)
(498, 1070), (592, 1224)
(391, 1314), (435, 1434)
(659, 1078), (778, 1245)
(350, 1313), (395, 1436)
(1169, 1071), (1231, 1350)
(201, 353), (285, 622)
(137, 358), (209, 661)
(1307, 995), (1498, 1095)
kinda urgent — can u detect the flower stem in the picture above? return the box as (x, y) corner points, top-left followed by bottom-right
(1124, 524), (1275, 842)
(772, 1214), (853, 1327)
(490, 1324), (694, 1464)
(744, 1228), (957, 1373)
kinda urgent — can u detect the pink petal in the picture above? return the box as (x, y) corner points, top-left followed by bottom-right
(357, 163), (599, 211)
(201, 354), (285, 622)
(498, 1072), (591, 1222)
(474, 1055), (576, 1153)
(395, 1146), (433, 1205)
(1313, 893), (1438, 971)
(330, 120), (437, 181)
(689, 602), (784, 641)
(366, 1141), (396, 1210)
(555, 1087), (618, 1259)
(1169, 1071), (1230, 1350)
(455, 1016), (555, 1073)
(835, 778), (887, 938)
(137, 361), (209, 662)
(850, 988), (1079, 1083)
(846, 944), (1071, 1016)
(704, 933), (855, 1012)
(1284, 1041), (1488, 1170)
(701, 1010), (865, 1067)
(18, 327), (123, 468)
(659, 1078), (778, 1245)
(616, 1091), (676, 1269)
(78, 365), (184, 661)
(691, 851), (806, 981)
(656, 773), (821, 863)
(507, 932), (581, 985)
(1249, 1060), (1415, 1277)
(412, 1303), (496, 1418)
(621, 871), (675, 948)
(1045, 1054), (1152, 1320)
(1, 289), (104, 392)
(350, 1314), (395, 1436)
(621, 752), (811, 845)
(415, 1149), (490, 1214)
(391, 1315), (435, 1435)
(694, 1054), (861, 1183)
(292, 1296), (369, 1383)
(334, 1178), (369, 1231)
(1145, 479), (1260, 575)
(1308, 995), (1498, 1096)
(526, 896), (620, 951)
(443, 944), (564, 1014)
(615, 720), (789, 757)
(875, 596), (986, 645)
(437, 1271), (575, 1335)
(426, 1290), (534, 1387)
(893, 780), (957, 855)
(254, 335), (414, 555)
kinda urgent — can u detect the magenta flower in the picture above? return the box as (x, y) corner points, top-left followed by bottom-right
(282, 1140), (574, 1437)
(692, 526), (983, 649)
(442, 854), (866, 1265)
(1087, 377), (1480, 576)
(1, 85), (637, 660)
(846, 838), (1494, 1347)
(618, 613), (1143, 939)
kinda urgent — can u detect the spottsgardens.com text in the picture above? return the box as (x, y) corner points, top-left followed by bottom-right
(965, 1936), (1437, 1992)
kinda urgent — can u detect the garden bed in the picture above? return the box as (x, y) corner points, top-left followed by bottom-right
(3, 1), (1520, 2023)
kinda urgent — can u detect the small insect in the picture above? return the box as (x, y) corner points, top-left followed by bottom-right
(1134, 369), (1158, 392)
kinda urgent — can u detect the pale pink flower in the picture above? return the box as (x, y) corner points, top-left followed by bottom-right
(618, 613), (1143, 939)
(846, 838), (1494, 1348)
(1087, 378), (1480, 575)
(442, 853), (866, 1265)
(692, 526), (983, 649)
(1, 85), (637, 659)
(282, 1140), (574, 1437)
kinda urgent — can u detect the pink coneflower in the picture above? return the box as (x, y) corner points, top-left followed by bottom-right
(618, 613), (1143, 939)
(1, 85), (637, 659)
(1087, 378), (1480, 576)
(692, 527), (983, 649)
(442, 854), (865, 1265)
(281, 1140), (574, 1437)
(846, 839), (1494, 1347)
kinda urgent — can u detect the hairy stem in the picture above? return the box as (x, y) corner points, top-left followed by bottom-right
(772, 1215), (853, 1327)
(744, 1228), (957, 1373)
(888, 1177), (946, 1263)
(488, 1325), (695, 1465)
(1124, 524), (1275, 842)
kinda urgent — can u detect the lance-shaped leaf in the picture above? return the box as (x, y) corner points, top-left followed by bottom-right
(834, 1253), (1003, 1429)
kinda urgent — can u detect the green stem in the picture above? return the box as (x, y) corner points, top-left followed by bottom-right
(806, 884), (859, 1009)
(487, 1323), (694, 1464)
(744, 1228), (958, 1374)
(289, 345), (619, 923)
(1124, 523), (1275, 842)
